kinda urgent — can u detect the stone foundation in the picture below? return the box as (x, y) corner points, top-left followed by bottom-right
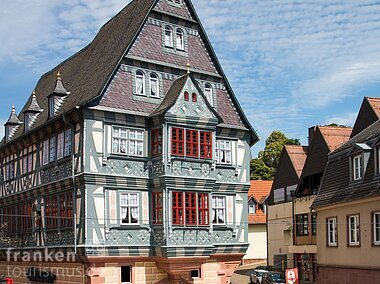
(318, 265), (380, 284)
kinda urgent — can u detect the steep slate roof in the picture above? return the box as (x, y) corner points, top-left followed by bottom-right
(4, 0), (258, 146)
(300, 126), (351, 178)
(350, 97), (380, 138)
(271, 145), (308, 192)
(313, 119), (380, 209)
(248, 180), (272, 224)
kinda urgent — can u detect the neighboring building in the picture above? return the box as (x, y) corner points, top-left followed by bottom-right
(0, 1), (258, 283)
(290, 126), (352, 283)
(313, 120), (380, 283)
(244, 180), (272, 264)
(350, 97), (380, 138)
(268, 145), (308, 271)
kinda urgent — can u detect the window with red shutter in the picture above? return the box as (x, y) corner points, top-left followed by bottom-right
(172, 128), (185, 156)
(151, 128), (163, 156)
(192, 93), (197, 102)
(185, 192), (196, 225)
(198, 193), (209, 225)
(200, 131), (212, 159)
(153, 192), (163, 224)
(184, 91), (189, 101)
(186, 130), (198, 157)
(172, 192), (184, 224)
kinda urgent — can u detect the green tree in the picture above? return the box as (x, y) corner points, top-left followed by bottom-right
(251, 131), (300, 180)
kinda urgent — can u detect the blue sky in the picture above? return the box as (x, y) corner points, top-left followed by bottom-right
(1, 0), (380, 156)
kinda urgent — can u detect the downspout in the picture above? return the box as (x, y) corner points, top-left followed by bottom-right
(265, 198), (269, 267)
(292, 192), (295, 269)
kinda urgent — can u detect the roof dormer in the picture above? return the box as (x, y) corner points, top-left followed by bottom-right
(48, 71), (70, 119)
(23, 91), (43, 132)
(4, 105), (22, 143)
(348, 143), (372, 182)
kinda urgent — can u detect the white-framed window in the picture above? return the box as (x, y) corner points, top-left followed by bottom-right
(112, 127), (144, 157)
(248, 200), (256, 214)
(42, 129), (72, 166)
(327, 217), (337, 246)
(204, 83), (213, 106)
(149, 73), (159, 98)
(216, 140), (232, 164)
(348, 214), (360, 246)
(374, 212), (380, 245)
(135, 70), (145, 95)
(176, 29), (184, 50)
(165, 26), (173, 47)
(212, 196), (225, 225)
(49, 96), (55, 118)
(120, 193), (139, 224)
(353, 155), (362, 180)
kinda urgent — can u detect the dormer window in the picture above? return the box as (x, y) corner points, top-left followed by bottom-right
(135, 70), (145, 95)
(176, 29), (184, 50)
(184, 91), (189, 101)
(149, 73), (159, 98)
(248, 200), (256, 214)
(192, 93), (197, 102)
(165, 26), (173, 47)
(353, 154), (362, 180)
(49, 96), (56, 118)
(204, 83), (213, 106)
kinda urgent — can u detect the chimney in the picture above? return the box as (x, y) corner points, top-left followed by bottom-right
(308, 126), (317, 146)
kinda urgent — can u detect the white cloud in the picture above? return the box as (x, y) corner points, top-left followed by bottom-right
(324, 112), (357, 127)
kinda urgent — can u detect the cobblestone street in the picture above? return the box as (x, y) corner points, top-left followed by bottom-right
(231, 262), (266, 284)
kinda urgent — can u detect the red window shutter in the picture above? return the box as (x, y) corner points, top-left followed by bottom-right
(200, 132), (212, 159)
(152, 128), (163, 156)
(185, 192), (196, 225)
(184, 92), (189, 101)
(172, 192), (184, 224)
(186, 130), (199, 157)
(172, 128), (184, 156)
(198, 193), (209, 225)
(192, 93), (197, 102)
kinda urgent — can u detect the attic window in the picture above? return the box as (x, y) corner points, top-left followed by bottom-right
(135, 70), (145, 95)
(165, 26), (173, 47)
(49, 96), (55, 118)
(248, 200), (256, 214)
(192, 93), (197, 102)
(150, 73), (159, 98)
(352, 154), (362, 181)
(176, 29), (184, 50)
(204, 83), (213, 106)
(184, 92), (189, 101)
(167, 0), (182, 5)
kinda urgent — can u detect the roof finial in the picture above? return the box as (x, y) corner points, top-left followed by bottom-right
(186, 61), (190, 74)
(12, 105), (15, 112)
(32, 91), (36, 98)
(57, 71), (61, 80)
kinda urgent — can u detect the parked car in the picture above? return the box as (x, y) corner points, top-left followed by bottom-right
(250, 269), (268, 284)
(261, 271), (286, 284)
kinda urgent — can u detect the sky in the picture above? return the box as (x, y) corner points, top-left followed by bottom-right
(1, 0), (380, 156)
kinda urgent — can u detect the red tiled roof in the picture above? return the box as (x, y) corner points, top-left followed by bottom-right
(248, 180), (272, 225)
(284, 145), (308, 177)
(248, 213), (266, 224)
(248, 180), (272, 203)
(367, 97), (380, 118)
(319, 126), (352, 152)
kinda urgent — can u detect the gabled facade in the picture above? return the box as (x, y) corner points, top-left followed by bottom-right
(267, 145), (308, 272)
(244, 180), (272, 264)
(0, 1), (257, 283)
(313, 103), (380, 283)
(290, 126), (351, 283)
